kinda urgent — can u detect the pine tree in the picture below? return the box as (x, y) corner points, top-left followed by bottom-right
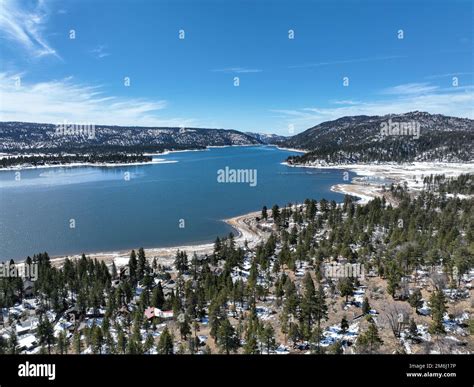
(328, 340), (343, 354)
(338, 277), (354, 302)
(174, 251), (189, 274)
(272, 204), (280, 222)
(216, 317), (239, 354)
(357, 321), (383, 353)
(191, 253), (200, 279)
(429, 290), (447, 335)
(313, 285), (328, 353)
(311, 325), (324, 354)
(179, 315), (191, 340)
(105, 332), (115, 354)
(283, 279), (299, 316)
(8, 329), (18, 354)
(117, 328), (127, 354)
(73, 331), (81, 354)
(151, 282), (165, 309)
(137, 247), (147, 281)
(214, 237), (222, 256)
(408, 288), (423, 312)
(300, 273), (316, 339)
(408, 318), (421, 343)
(341, 315), (349, 333)
(157, 326), (174, 354)
(144, 333), (155, 354)
(288, 322), (301, 344)
(91, 326), (104, 354)
(260, 323), (277, 354)
(261, 206), (268, 220)
(387, 267), (401, 299)
(243, 320), (259, 354)
(57, 331), (69, 354)
(111, 262), (118, 279)
(129, 250), (137, 285)
(362, 297), (371, 315)
(37, 315), (56, 354)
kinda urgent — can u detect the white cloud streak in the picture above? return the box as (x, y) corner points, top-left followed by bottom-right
(212, 67), (262, 74)
(270, 82), (474, 132)
(90, 45), (110, 59)
(0, 73), (197, 127)
(288, 55), (405, 69)
(381, 82), (439, 95)
(0, 0), (59, 58)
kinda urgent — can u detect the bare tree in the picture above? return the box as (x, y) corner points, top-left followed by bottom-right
(381, 301), (411, 338)
(430, 271), (447, 291)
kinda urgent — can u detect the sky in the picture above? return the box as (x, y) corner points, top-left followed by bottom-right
(0, 0), (472, 135)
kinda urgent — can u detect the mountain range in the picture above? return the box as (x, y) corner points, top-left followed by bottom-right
(0, 122), (262, 153)
(283, 111), (473, 164)
(1, 112), (473, 164)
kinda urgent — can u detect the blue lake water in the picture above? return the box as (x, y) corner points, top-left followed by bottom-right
(0, 146), (352, 260)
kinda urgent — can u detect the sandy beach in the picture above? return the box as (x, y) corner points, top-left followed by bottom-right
(49, 210), (265, 268)
(24, 159), (474, 268)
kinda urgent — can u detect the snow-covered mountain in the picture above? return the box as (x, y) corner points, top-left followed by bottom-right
(283, 112), (474, 164)
(245, 132), (287, 144)
(0, 122), (263, 153)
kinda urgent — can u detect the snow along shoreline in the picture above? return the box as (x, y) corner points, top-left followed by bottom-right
(0, 144), (264, 171)
(0, 158), (177, 171)
(282, 160), (474, 203)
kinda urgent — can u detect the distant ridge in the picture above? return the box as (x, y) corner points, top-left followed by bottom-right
(0, 122), (263, 153)
(245, 132), (287, 144)
(283, 111), (474, 164)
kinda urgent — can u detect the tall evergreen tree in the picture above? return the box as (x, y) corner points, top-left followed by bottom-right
(216, 317), (239, 354)
(429, 290), (447, 335)
(37, 315), (56, 354)
(157, 326), (174, 354)
(357, 321), (383, 353)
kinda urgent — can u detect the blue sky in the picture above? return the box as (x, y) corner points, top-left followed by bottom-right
(0, 0), (472, 134)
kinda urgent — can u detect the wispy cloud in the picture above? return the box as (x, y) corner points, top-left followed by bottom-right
(288, 55), (405, 69)
(0, 0), (59, 58)
(90, 45), (110, 59)
(0, 72), (197, 127)
(330, 99), (361, 105)
(425, 72), (474, 80)
(381, 82), (439, 95)
(212, 67), (263, 74)
(270, 82), (474, 132)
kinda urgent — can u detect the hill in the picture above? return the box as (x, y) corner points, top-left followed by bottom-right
(282, 112), (473, 164)
(0, 122), (262, 153)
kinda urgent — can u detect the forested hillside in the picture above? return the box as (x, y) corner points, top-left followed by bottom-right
(283, 112), (473, 164)
(1, 174), (472, 355)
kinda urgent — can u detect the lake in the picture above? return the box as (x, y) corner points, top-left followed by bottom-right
(0, 146), (352, 260)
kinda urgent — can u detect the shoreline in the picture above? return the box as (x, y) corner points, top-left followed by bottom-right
(7, 154), (473, 265)
(47, 210), (264, 268)
(283, 160), (474, 203)
(0, 144), (299, 172)
(0, 158), (178, 171)
(275, 145), (306, 154)
(0, 144), (264, 171)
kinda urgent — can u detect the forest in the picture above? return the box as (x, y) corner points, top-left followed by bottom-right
(0, 153), (153, 168)
(0, 174), (472, 354)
